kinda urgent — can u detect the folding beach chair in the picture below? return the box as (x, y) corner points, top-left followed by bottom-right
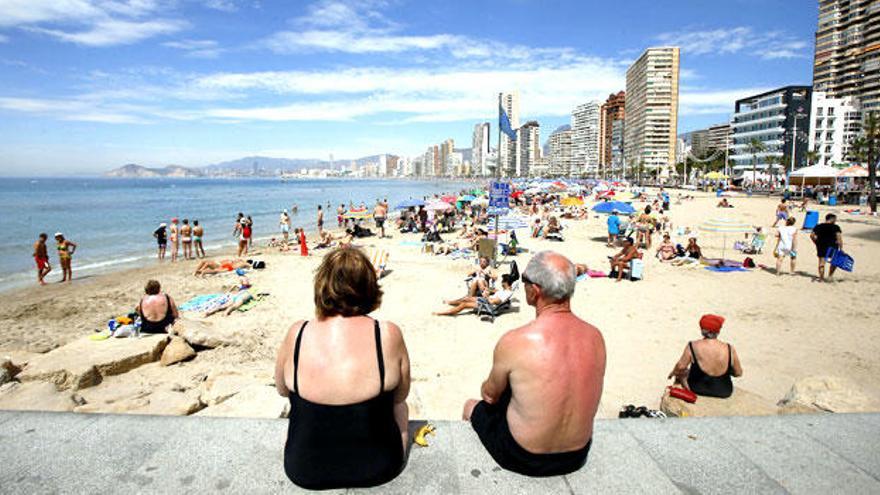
(477, 238), (497, 262)
(367, 247), (389, 278)
(475, 281), (518, 323)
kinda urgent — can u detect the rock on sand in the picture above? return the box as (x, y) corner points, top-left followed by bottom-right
(778, 375), (880, 414)
(660, 387), (777, 417)
(160, 337), (196, 366)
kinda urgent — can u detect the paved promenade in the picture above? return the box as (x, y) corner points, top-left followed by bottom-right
(1, 411), (878, 493)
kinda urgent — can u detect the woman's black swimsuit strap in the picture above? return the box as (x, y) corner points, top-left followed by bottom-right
(292, 320), (308, 395)
(374, 319), (385, 393)
(687, 342), (733, 399)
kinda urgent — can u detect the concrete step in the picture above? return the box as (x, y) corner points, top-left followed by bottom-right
(0, 411), (878, 493)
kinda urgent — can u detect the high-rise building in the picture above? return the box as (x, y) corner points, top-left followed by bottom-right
(599, 91), (626, 176)
(729, 86), (812, 176)
(813, 0), (880, 113)
(472, 122), (491, 176)
(499, 92), (520, 177)
(432, 145), (442, 176)
(439, 139), (454, 176)
(809, 91), (863, 165)
(706, 123), (731, 155)
(611, 119), (625, 176)
(386, 155), (400, 176)
(548, 127), (573, 177)
(424, 147), (435, 177)
(571, 101), (601, 176)
(689, 129), (711, 157)
(516, 121), (540, 178)
(624, 46), (680, 176)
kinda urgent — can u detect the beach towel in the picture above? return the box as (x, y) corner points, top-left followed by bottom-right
(704, 266), (747, 273)
(180, 294), (226, 312)
(399, 240), (424, 247)
(238, 293), (269, 312)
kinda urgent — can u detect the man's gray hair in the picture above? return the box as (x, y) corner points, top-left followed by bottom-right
(524, 251), (576, 301)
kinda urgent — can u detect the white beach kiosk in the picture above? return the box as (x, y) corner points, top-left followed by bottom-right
(789, 164), (840, 196)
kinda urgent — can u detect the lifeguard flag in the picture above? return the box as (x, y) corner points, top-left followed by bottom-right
(499, 104), (517, 140)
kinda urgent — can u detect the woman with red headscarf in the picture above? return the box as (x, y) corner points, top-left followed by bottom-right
(667, 314), (743, 398)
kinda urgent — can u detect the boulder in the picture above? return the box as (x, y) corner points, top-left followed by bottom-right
(176, 319), (247, 349)
(75, 388), (203, 416)
(0, 358), (21, 386)
(160, 337), (196, 366)
(200, 373), (260, 406)
(777, 376), (880, 414)
(0, 381), (78, 412)
(195, 385), (289, 419)
(660, 387), (776, 417)
(17, 335), (168, 390)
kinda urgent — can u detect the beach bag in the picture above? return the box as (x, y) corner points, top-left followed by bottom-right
(668, 386), (697, 403)
(826, 248), (854, 272)
(743, 257), (756, 268)
(251, 260), (266, 269)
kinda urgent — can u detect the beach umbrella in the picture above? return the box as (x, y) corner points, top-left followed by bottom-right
(395, 199), (425, 210)
(699, 218), (753, 259)
(440, 195), (457, 204)
(472, 197), (489, 207)
(426, 201), (453, 212)
(705, 171), (729, 180)
(592, 201), (635, 215)
(561, 197), (584, 207)
(457, 194), (476, 202)
(837, 165), (868, 178)
(343, 208), (372, 220)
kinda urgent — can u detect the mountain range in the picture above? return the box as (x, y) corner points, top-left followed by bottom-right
(104, 154), (394, 177)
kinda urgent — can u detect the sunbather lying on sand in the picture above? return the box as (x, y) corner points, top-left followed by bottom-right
(434, 275), (513, 316)
(204, 288), (253, 317)
(194, 259), (249, 276)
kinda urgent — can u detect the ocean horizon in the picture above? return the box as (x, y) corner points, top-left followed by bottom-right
(0, 177), (473, 292)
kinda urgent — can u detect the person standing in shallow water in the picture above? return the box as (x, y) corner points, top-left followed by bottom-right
(193, 220), (205, 258)
(153, 223), (167, 261)
(54, 233), (77, 283)
(317, 205), (325, 236)
(169, 218), (180, 262)
(33, 233), (52, 285)
(180, 218), (193, 260)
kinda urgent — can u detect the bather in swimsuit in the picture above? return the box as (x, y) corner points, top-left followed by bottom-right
(470, 388), (591, 477)
(57, 242), (71, 260)
(139, 294), (176, 334)
(687, 342), (733, 398)
(284, 320), (403, 489)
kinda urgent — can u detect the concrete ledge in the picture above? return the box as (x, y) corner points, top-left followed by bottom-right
(0, 412), (879, 493)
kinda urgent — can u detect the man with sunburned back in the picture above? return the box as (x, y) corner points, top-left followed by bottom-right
(463, 251), (606, 476)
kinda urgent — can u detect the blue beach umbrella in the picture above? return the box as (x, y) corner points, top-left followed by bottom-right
(394, 199), (425, 210)
(592, 201), (635, 215)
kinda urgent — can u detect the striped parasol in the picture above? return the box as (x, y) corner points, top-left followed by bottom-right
(699, 218), (753, 259)
(343, 208), (372, 220)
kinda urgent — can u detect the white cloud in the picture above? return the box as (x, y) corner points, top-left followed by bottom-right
(0, 96), (151, 123)
(679, 87), (770, 115)
(163, 38), (223, 58)
(656, 27), (808, 60)
(200, 0), (239, 12)
(1, 0), (185, 46)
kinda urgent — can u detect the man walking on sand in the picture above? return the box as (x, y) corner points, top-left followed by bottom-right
(811, 213), (843, 282)
(463, 251), (606, 477)
(374, 199), (388, 238)
(317, 205), (325, 236)
(33, 233), (52, 285)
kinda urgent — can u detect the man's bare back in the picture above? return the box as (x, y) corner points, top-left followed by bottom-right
(499, 311), (605, 453)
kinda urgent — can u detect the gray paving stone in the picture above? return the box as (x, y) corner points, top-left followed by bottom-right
(623, 417), (786, 495)
(715, 415), (880, 494)
(782, 413), (880, 481)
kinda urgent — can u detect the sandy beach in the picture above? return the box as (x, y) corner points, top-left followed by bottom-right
(2, 190), (880, 419)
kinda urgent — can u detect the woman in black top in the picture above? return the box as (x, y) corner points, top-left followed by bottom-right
(668, 314), (743, 398)
(275, 248), (411, 489)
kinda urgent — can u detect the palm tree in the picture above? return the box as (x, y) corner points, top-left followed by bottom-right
(747, 138), (766, 187)
(805, 149), (820, 167)
(858, 112), (879, 213)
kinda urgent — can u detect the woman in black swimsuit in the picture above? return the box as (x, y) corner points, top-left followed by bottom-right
(668, 314), (743, 398)
(136, 280), (179, 334)
(274, 248), (411, 489)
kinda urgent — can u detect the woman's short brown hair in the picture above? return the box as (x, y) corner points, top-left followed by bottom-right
(313, 248), (382, 318)
(145, 280), (161, 295)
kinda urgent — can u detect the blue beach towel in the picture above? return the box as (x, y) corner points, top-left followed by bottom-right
(179, 294), (226, 312)
(398, 240), (424, 247)
(704, 266), (747, 273)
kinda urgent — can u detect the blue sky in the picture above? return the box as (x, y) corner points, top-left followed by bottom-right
(0, 0), (817, 175)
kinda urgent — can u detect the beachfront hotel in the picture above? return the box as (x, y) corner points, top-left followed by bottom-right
(809, 91), (863, 166)
(624, 47), (680, 177)
(571, 101), (601, 177)
(472, 122), (491, 177)
(813, 0), (880, 113)
(599, 92), (626, 178)
(516, 120), (541, 178)
(548, 126), (573, 177)
(729, 86), (813, 178)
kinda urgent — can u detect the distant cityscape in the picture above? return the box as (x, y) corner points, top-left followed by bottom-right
(108, 1), (875, 182)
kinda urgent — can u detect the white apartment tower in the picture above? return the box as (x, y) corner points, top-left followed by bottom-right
(499, 91), (520, 177)
(624, 47), (680, 176)
(809, 91), (862, 166)
(571, 102), (601, 176)
(472, 122), (491, 176)
(548, 128), (573, 177)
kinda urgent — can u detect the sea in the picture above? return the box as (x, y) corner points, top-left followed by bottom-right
(0, 177), (474, 292)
